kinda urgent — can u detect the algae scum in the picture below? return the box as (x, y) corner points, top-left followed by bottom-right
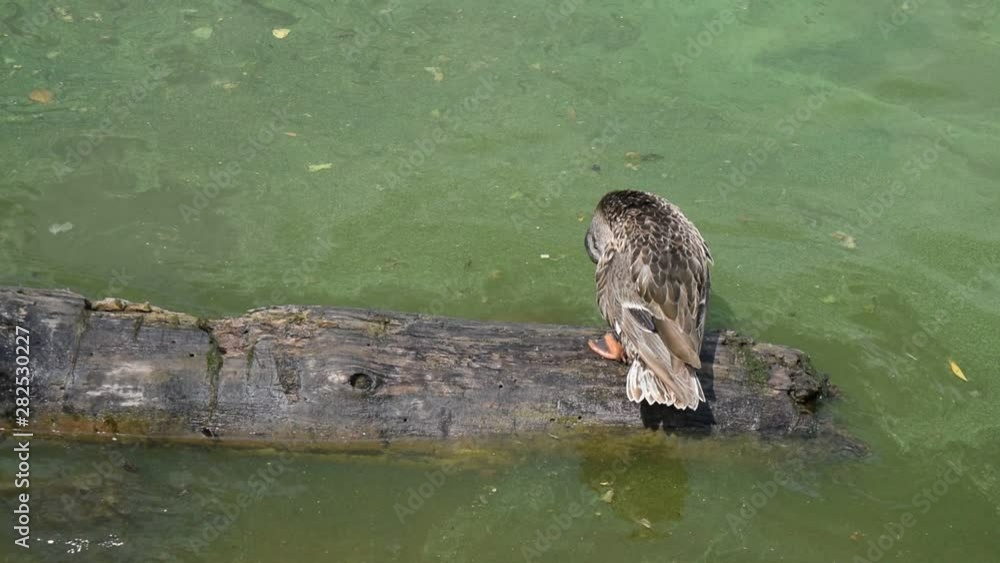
(2, 0), (1000, 561)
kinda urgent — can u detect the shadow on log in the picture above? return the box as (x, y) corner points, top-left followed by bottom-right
(0, 287), (864, 456)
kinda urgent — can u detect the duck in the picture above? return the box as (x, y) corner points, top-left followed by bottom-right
(584, 190), (712, 410)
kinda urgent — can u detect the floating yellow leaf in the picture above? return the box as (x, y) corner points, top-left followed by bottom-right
(948, 359), (968, 381)
(272, 28), (291, 39)
(307, 163), (333, 172)
(28, 88), (54, 104)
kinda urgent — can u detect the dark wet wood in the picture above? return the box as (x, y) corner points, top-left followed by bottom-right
(0, 287), (862, 455)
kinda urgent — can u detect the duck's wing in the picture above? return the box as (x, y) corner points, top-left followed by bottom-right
(614, 215), (711, 408)
(626, 216), (711, 365)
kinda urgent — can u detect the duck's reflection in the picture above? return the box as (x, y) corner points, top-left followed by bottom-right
(577, 436), (688, 535)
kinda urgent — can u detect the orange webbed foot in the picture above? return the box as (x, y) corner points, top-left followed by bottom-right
(588, 332), (626, 362)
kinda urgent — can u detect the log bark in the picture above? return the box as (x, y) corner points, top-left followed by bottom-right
(0, 287), (862, 455)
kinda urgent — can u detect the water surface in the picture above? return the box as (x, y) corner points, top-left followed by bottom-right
(1, 0), (999, 561)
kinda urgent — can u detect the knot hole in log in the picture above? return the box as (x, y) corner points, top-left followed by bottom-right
(349, 372), (377, 392)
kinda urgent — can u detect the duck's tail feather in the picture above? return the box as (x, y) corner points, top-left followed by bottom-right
(625, 356), (704, 410)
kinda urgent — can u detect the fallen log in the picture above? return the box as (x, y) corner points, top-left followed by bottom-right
(0, 287), (862, 455)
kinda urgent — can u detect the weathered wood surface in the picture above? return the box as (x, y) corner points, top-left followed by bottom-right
(0, 287), (861, 454)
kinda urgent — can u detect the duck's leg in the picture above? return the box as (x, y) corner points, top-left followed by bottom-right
(588, 332), (625, 361)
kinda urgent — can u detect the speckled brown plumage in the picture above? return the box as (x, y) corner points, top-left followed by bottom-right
(585, 190), (713, 409)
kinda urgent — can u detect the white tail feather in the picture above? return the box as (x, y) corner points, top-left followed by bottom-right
(625, 359), (704, 410)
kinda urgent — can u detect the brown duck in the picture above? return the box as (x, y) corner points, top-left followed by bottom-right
(584, 190), (713, 410)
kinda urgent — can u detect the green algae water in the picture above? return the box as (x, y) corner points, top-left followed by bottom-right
(2, 0), (999, 561)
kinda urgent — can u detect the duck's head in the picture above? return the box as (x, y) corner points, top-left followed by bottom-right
(584, 207), (612, 264)
(586, 190), (665, 263)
